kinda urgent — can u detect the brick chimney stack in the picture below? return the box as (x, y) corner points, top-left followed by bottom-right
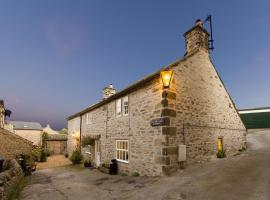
(184, 19), (209, 55)
(103, 84), (116, 99)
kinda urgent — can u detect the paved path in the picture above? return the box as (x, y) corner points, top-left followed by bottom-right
(19, 130), (270, 200)
(36, 155), (71, 170)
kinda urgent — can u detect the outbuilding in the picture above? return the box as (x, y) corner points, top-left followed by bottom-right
(239, 107), (270, 129)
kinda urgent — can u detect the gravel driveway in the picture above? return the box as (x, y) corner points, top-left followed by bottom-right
(19, 129), (270, 200)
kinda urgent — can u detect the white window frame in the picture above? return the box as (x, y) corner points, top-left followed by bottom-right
(86, 113), (92, 124)
(116, 98), (122, 117)
(115, 140), (129, 163)
(122, 96), (129, 116)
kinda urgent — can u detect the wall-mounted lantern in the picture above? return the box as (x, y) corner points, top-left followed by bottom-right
(160, 70), (173, 89)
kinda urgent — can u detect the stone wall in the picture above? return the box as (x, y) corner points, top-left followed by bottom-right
(168, 50), (246, 165)
(67, 117), (80, 156)
(0, 159), (24, 200)
(79, 78), (164, 176)
(0, 128), (32, 159)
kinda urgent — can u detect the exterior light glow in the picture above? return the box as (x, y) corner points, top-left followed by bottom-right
(161, 70), (173, 88)
(217, 137), (223, 151)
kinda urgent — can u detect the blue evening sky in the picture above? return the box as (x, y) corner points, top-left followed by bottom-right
(0, 1), (269, 129)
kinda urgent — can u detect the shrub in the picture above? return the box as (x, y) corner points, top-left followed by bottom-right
(216, 150), (226, 158)
(70, 150), (83, 164)
(81, 136), (95, 147)
(40, 148), (47, 162)
(32, 146), (41, 162)
(132, 172), (140, 177)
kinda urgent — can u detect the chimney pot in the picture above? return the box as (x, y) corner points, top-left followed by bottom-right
(195, 19), (202, 27)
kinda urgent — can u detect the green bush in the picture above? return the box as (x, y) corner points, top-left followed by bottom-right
(32, 146), (41, 162)
(70, 150), (83, 164)
(216, 150), (226, 158)
(132, 172), (140, 177)
(40, 148), (47, 162)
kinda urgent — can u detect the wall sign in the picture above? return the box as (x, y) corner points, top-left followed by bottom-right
(150, 118), (167, 126)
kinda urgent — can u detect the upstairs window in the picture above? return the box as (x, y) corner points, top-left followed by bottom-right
(116, 99), (122, 116)
(86, 113), (92, 124)
(116, 140), (129, 163)
(123, 96), (129, 115)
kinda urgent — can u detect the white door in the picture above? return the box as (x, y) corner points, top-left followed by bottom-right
(95, 140), (101, 167)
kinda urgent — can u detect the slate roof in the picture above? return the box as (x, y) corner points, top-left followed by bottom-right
(9, 121), (43, 131)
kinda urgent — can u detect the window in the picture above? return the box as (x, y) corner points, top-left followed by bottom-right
(115, 96), (129, 117)
(217, 137), (223, 151)
(116, 140), (129, 163)
(86, 113), (92, 124)
(116, 99), (122, 116)
(123, 96), (129, 115)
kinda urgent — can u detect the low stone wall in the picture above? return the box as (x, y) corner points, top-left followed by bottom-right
(0, 128), (32, 159)
(0, 159), (24, 200)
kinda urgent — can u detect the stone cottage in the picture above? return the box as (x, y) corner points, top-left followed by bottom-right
(67, 19), (246, 176)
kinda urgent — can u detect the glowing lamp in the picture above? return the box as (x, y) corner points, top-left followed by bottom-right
(161, 70), (173, 88)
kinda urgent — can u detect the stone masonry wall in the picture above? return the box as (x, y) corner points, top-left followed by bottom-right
(0, 128), (32, 159)
(169, 50), (246, 164)
(0, 159), (24, 200)
(67, 117), (80, 156)
(79, 78), (165, 176)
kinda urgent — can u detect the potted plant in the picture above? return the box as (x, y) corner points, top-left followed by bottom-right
(70, 150), (83, 164)
(84, 159), (92, 168)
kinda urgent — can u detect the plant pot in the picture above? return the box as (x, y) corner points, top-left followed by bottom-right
(84, 162), (92, 168)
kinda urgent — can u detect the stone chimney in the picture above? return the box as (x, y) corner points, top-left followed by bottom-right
(0, 100), (5, 128)
(103, 84), (116, 99)
(184, 19), (209, 55)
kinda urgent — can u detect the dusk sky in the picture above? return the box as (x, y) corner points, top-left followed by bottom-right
(0, 1), (269, 130)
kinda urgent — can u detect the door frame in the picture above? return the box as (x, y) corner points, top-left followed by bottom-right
(95, 140), (101, 167)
